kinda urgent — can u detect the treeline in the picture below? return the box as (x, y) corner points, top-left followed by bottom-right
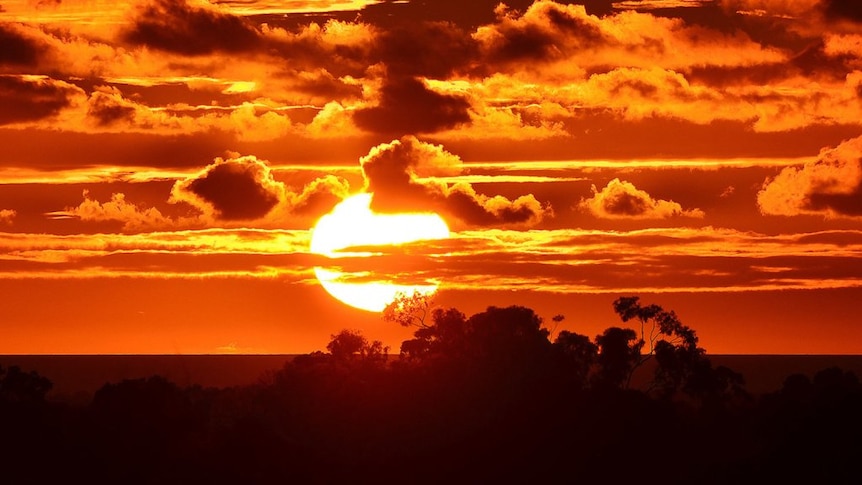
(1, 297), (860, 484)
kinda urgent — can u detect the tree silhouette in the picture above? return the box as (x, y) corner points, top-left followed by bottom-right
(613, 296), (745, 401)
(398, 306), (468, 359)
(383, 290), (434, 328)
(0, 365), (53, 403)
(553, 330), (597, 389)
(326, 329), (389, 363)
(592, 326), (643, 390)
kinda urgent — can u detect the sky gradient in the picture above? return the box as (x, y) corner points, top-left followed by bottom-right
(1, 0), (861, 354)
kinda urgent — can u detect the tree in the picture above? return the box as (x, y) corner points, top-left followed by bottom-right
(383, 290), (435, 329)
(592, 327), (642, 390)
(399, 306), (468, 358)
(553, 330), (597, 388)
(612, 296), (745, 401)
(0, 365), (53, 403)
(326, 329), (389, 364)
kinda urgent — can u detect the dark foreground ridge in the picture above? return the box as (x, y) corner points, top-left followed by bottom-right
(2, 297), (860, 484)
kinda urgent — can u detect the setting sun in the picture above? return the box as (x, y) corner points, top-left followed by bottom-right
(310, 193), (450, 312)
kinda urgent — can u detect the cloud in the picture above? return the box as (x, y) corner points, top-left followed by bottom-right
(353, 76), (472, 134)
(123, 0), (261, 55)
(373, 21), (477, 78)
(87, 86), (138, 126)
(821, 0), (862, 23)
(758, 135), (862, 218)
(261, 19), (378, 78)
(170, 154), (351, 223)
(0, 209), (16, 225)
(287, 175), (351, 216)
(718, 0), (821, 18)
(0, 75), (83, 124)
(580, 178), (705, 219)
(720, 0), (862, 29)
(360, 136), (549, 227)
(56, 190), (180, 231)
(473, 1), (784, 71)
(0, 22), (45, 66)
(170, 155), (286, 221)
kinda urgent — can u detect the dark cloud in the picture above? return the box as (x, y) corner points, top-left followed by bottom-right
(0, 75), (80, 124)
(289, 69), (364, 101)
(171, 155), (285, 221)
(360, 136), (549, 227)
(822, 0), (862, 23)
(87, 87), (136, 126)
(375, 21), (477, 78)
(687, 40), (853, 87)
(353, 77), (471, 135)
(807, 187), (862, 215)
(477, 2), (609, 65)
(169, 155), (349, 223)
(288, 175), (350, 216)
(123, 0), (261, 55)
(0, 23), (44, 66)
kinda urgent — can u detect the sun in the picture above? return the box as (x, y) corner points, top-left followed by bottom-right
(310, 193), (450, 312)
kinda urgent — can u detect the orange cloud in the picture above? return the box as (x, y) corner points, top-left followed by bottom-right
(54, 190), (186, 232)
(353, 76), (471, 135)
(473, 1), (784, 71)
(170, 154), (350, 224)
(0, 209), (16, 225)
(122, 0), (262, 55)
(170, 154), (288, 221)
(0, 75), (84, 125)
(0, 21), (48, 67)
(721, 0), (862, 24)
(360, 136), (549, 227)
(580, 178), (705, 219)
(758, 135), (862, 218)
(718, 0), (821, 18)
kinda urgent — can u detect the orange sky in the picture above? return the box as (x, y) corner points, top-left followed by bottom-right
(1, 0), (861, 354)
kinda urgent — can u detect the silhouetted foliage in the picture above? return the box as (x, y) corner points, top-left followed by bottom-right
(326, 328), (389, 364)
(2, 297), (859, 483)
(552, 330), (597, 388)
(613, 296), (747, 403)
(0, 365), (52, 404)
(593, 326), (642, 390)
(383, 290), (434, 329)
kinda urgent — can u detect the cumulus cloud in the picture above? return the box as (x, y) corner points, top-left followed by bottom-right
(170, 155), (287, 221)
(758, 135), (862, 218)
(374, 21), (476, 78)
(52, 160), (350, 231)
(170, 154), (350, 223)
(262, 19), (378, 78)
(353, 77), (472, 135)
(123, 0), (261, 55)
(360, 136), (549, 227)
(87, 86), (138, 126)
(0, 209), (16, 225)
(288, 175), (351, 217)
(0, 75), (83, 124)
(473, 1), (784, 71)
(580, 178), (705, 219)
(57, 190), (180, 231)
(0, 22), (45, 66)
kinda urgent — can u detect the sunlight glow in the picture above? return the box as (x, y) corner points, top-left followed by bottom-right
(310, 193), (450, 312)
